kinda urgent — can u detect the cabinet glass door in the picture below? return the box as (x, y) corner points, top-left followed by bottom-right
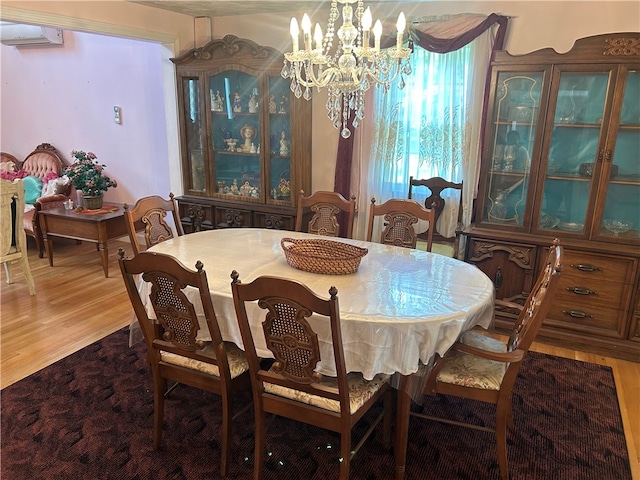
(181, 77), (206, 193)
(267, 77), (292, 205)
(482, 72), (541, 226)
(538, 71), (609, 235)
(209, 71), (262, 201)
(598, 68), (640, 241)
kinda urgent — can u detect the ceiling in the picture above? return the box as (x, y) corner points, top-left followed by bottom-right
(128, 1), (410, 18)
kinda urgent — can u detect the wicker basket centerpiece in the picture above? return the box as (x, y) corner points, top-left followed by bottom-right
(281, 237), (368, 275)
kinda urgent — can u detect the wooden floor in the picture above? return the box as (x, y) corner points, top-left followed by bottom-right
(1, 236), (639, 478)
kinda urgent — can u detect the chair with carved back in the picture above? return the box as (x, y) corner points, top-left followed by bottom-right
(408, 176), (464, 257)
(1, 179), (36, 295)
(21, 143), (71, 258)
(413, 239), (563, 480)
(123, 193), (184, 255)
(230, 272), (392, 480)
(366, 197), (435, 251)
(295, 190), (357, 239)
(118, 250), (251, 476)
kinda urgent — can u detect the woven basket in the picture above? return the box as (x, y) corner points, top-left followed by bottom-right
(281, 237), (368, 275)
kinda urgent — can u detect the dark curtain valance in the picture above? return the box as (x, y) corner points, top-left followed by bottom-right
(411, 13), (508, 53)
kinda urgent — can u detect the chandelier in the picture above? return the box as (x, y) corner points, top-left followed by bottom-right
(282, 0), (412, 138)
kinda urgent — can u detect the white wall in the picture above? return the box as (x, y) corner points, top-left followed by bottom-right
(1, 1), (639, 199)
(1, 31), (171, 205)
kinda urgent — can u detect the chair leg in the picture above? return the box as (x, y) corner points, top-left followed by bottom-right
(19, 256), (36, 295)
(340, 429), (352, 480)
(253, 410), (265, 480)
(219, 395), (231, 477)
(496, 400), (510, 480)
(31, 222), (45, 258)
(4, 262), (12, 283)
(152, 376), (166, 450)
(383, 389), (393, 449)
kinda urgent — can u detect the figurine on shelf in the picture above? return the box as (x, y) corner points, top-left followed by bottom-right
(212, 90), (224, 112)
(250, 186), (259, 198)
(217, 180), (226, 194)
(503, 130), (530, 172)
(240, 181), (251, 196)
(240, 124), (256, 152)
(278, 94), (288, 114)
(268, 94), (277, 114)
(278, 178), (291, 199)
(279, 130), (289, 156)
(230, 179), (239, 195)
(233, 92), (242, 113)
(250, 143), (257, 154)
(224, 137), (238, 152)
(248, 92), (258, 113)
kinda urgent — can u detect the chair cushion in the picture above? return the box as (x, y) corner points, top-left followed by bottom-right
(435, 331), (508, 390)
(23, 176), (43, 204)
(160, 342), (249, 379)
(264, 372), (390, 414)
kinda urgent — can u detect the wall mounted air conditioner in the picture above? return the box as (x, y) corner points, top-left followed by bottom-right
(0, 23), (63, 46)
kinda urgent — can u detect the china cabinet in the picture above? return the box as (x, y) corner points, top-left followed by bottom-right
(171, 35), (311, 232)
(465, 33), (640, 360)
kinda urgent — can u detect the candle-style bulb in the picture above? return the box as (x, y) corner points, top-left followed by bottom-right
(290, 17), (299, 52)
(373, 20), (382, 51)
(314, 23), (323, 51)
(301, 13), (312, 34)
(362, 7), (372, 30)
(397, 12), (406, 33)
(290, 17), (299, 36)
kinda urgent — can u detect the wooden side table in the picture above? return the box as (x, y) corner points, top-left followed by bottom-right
(39, 204), (128, 277)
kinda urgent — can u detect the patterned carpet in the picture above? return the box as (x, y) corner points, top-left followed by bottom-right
(1, 328), (632, 479)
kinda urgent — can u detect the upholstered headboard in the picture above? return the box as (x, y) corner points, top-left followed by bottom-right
(21, 143), (65, 180)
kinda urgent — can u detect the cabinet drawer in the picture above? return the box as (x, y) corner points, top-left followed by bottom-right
(562, 250), (634, 284)
(546, 299), (625, 337)
(179, 201), (214, 232)
(253, 212), (294, 230)
(215, 207), (252, 228)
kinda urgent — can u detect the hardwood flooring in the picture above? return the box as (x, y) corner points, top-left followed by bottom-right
(1, 236), (638, 478)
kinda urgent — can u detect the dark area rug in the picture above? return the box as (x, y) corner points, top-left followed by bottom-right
(1, 328), (631, 479)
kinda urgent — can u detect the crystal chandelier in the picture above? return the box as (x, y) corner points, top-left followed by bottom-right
(282, 0), (412, 138)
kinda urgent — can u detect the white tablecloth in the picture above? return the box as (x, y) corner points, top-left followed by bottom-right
(139, 228), (495, 380)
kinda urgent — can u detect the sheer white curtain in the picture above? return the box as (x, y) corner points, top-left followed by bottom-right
(354, 14), (500, 244)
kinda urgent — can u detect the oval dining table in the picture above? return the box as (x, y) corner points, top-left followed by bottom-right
(143, 228), (495, 479)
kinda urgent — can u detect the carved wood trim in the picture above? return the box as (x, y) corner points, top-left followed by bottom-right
(604, 37), (640, 56)
(469, 241), (534, 270)
(172, 35), (281, 65)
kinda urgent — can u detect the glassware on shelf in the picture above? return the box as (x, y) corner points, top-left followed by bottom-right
(603, 219), (633, 236)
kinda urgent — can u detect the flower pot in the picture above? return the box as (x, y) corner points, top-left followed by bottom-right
(83, 195), (104, 210)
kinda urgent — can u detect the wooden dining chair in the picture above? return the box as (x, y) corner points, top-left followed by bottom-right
(295, 190), (357, 239)
(366, 197), (435, 251)
(413, 239), (563, 480)
(1, 178), (36, 295)
(123, 193), (184, 255)
(408, 176), (464, 257)
(118, 250), (251, 476)
(230, 271), (392, 480)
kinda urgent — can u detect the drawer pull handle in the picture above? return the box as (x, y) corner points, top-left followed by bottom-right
(563, 310), (593, 319)
(570, 263), (601, 272)
(566, 287), (597, 295)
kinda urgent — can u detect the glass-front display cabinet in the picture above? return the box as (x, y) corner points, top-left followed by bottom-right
(172, 35), (311, 231)
(466, 33), (640, 362)
(480, 71), (545, 227)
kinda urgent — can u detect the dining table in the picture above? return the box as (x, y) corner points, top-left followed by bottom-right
(141, 228), (495, 479)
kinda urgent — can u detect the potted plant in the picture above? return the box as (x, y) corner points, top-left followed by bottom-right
(64, 150), (117, 210)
